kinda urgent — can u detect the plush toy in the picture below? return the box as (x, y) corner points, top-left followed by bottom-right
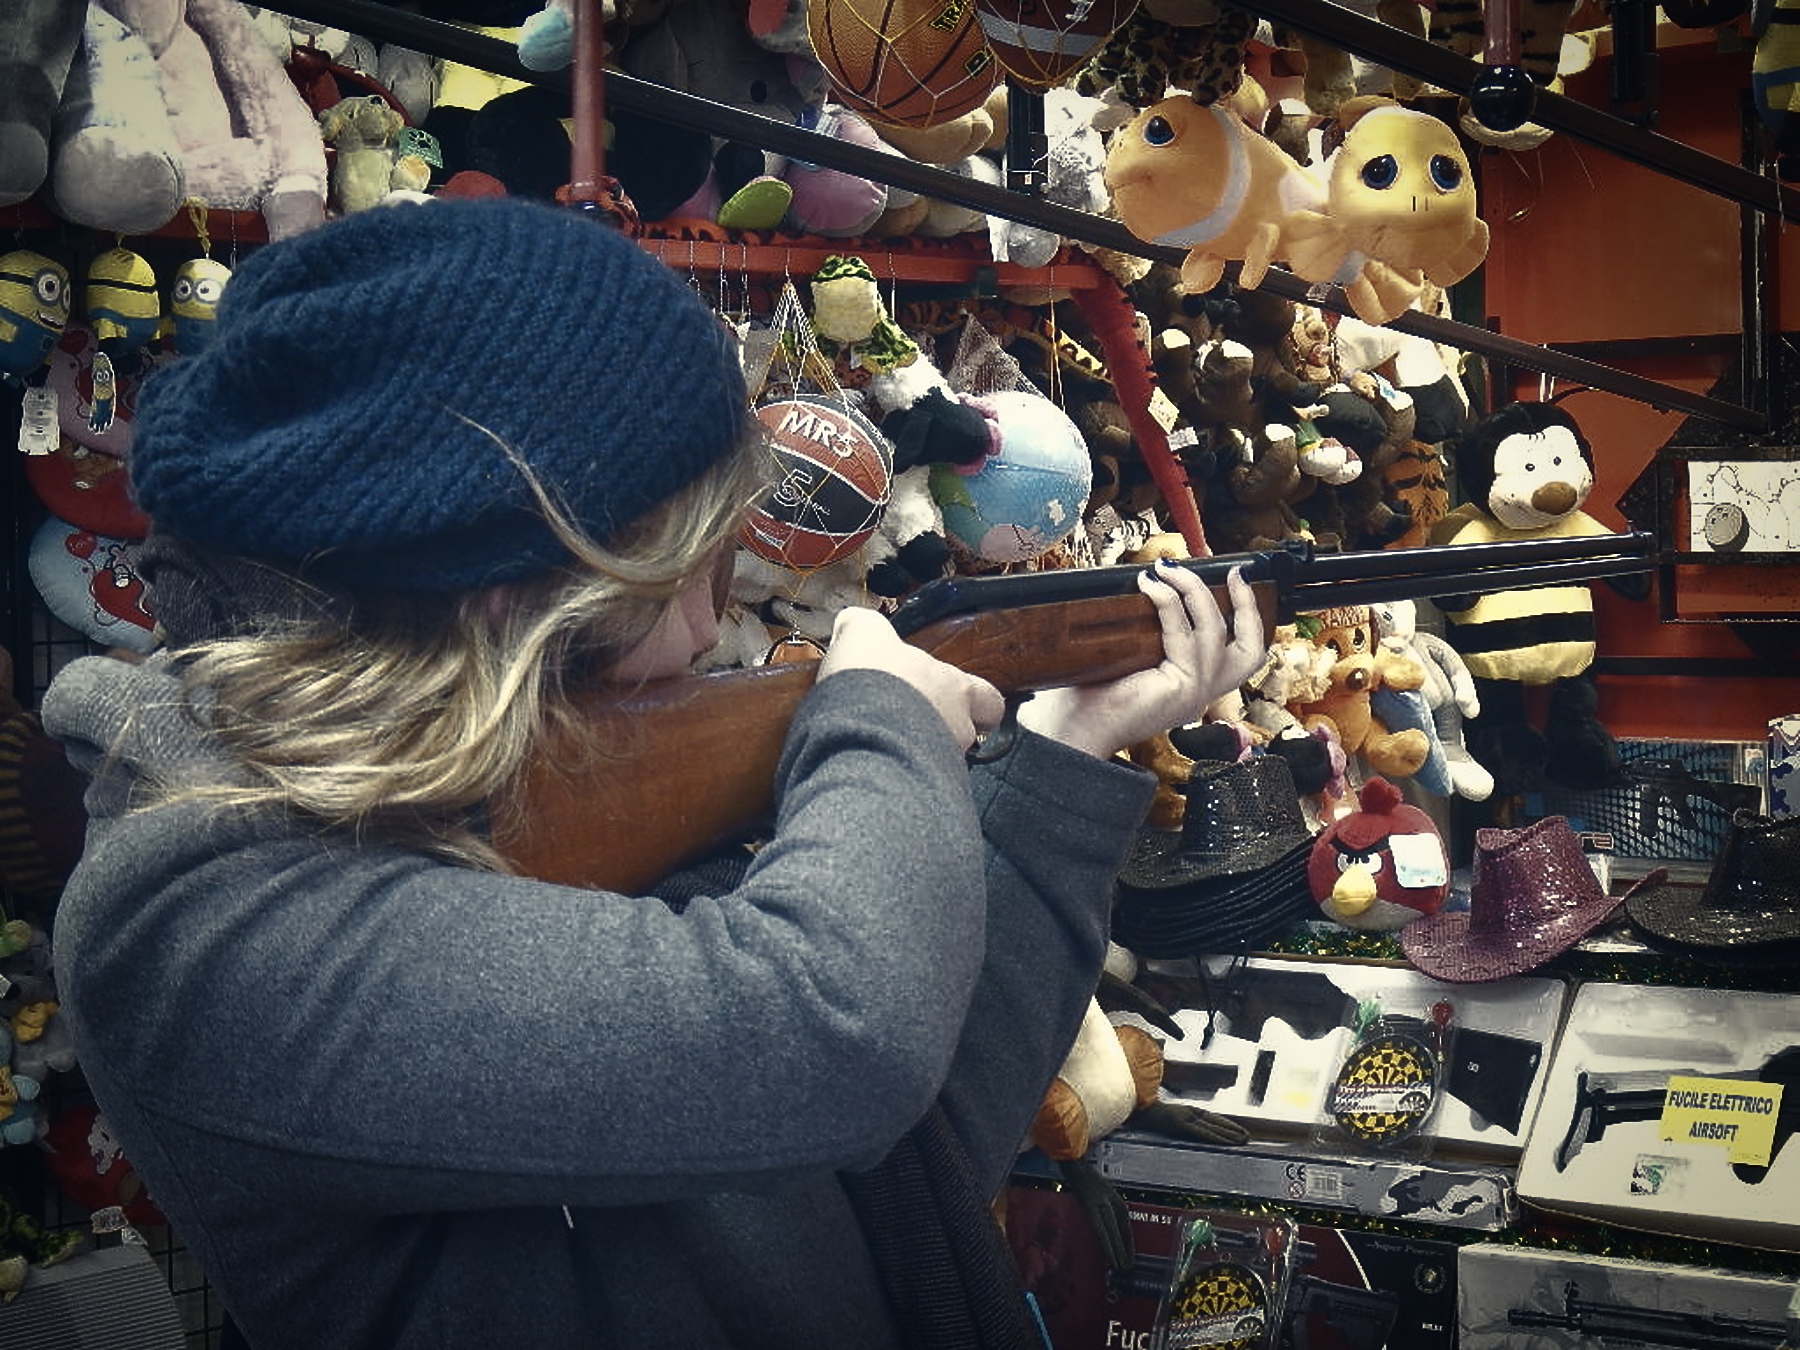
(913, 149), (1007, 237)
(868, 94), (1000, 164)
(1308, 372), (1423, 552)
(777, 103), (894, 237)
(930, 390), (1093, 565)
(1029, 997), (1162, 1165)
(1282, 98), (1490, 326)
(1200, 421), (1313, 554)
(1027, 947), (1247, 1268)
(0, 248), (72, 383)
(1290, 605), (1431, 781)
(1106, 95), (1488, 326)
(0, 1060), (43, 1148)
(1756, 0), (1800, 179)
(1076, 3), (1258, 109)
(1105, 92), (1326, 298)
(0, 0), (86, 207)
(1306, 776), (1450, 930)
(1332, 288), (1472, 447)
(620, 0), (892, 231)
(47, 0), (328, 240)
(1428, 401), (1642, 794)
(1292, 0), (1428, 116)
(319, 93), (409, 215)
(1370, 598), (1494, 801)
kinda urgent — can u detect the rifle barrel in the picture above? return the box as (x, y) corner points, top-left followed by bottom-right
(889, 534), (1658, 634)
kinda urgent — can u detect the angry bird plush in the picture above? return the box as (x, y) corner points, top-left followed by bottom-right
(1283, 98), (1490, 326)
(1307, 775), (1450, 931)
(1428, 400), (1639, 793)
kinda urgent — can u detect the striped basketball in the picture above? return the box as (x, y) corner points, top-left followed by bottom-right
(974, 0), (1133, 89)
(810, 0), (1002, 130)
(739, 397), (894, 571)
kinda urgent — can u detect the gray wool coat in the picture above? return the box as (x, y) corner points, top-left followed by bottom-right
(43, 654), (1154, 1350)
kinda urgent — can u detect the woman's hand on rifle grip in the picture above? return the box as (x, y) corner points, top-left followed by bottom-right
(1017, 563), (1267, 760)
(818, 605), (1007, 754)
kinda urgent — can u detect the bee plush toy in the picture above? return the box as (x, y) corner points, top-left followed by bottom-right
(1427, 400), (1647, 794)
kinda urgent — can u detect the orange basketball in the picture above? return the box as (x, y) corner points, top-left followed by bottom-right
(739, 397), (894, 571)
(810, 0), (1003, 130)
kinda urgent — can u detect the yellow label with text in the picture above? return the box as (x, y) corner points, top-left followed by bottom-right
(1658, 1076), (1783, 1167)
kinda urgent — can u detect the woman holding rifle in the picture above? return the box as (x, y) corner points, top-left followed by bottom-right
(42, 197), (1265, 1349)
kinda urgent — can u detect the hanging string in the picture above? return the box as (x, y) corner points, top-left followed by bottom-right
(183, 200), (212, 257)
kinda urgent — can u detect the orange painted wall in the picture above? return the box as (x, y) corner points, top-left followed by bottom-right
(1470, 36), (1800, 742)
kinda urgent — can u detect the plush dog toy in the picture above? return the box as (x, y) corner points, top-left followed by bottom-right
(318, 93), (408, 215)
(1428, 400), (1642, 793)
(1290, 605), (1432, 782)
(1371, 598), (1494, 802)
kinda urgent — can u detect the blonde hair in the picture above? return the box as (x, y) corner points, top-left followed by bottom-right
(162, 415), (770, 871)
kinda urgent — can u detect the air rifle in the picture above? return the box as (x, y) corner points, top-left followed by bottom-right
(494, 532), (1655, 895)
(1553, 1045), (1800, 1183)
(1507, 1282), (1792, 1350)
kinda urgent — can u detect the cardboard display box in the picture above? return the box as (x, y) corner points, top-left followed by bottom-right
(1141, 956), (1566, 1160)
(1456, 1243), (1800, 1349)
(1002, 1182), (1460, 1350)
(1516, 982), (1800, 1251)
(1069, 1131), (1519, 1233)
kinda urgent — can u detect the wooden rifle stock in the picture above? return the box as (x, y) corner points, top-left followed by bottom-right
(493, 532), (1655, 894)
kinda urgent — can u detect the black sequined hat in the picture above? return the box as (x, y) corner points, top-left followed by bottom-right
(1118, 753), (1315, 890)
(1112, 753), (1317, 958)
(1626, 809), (1800, 957)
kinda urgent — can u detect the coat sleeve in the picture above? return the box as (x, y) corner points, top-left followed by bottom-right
(937, 731), (1157, 1196)
(54, 669), (1005, 1215)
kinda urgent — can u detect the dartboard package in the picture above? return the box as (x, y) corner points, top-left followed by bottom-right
(1311, 998), (1459, 1160)
(1150, 1208), (1297, 1350)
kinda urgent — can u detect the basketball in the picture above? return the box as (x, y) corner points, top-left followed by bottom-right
(974, 0), (1133, 89)
(810, 0), (1003, 130)
(739, 397), (894, 572)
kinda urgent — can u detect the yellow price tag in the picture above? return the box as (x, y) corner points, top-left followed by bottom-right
(1658, 1075), (1783, 1167)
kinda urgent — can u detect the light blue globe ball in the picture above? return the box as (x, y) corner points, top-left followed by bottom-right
(929, 391), (1092, 564)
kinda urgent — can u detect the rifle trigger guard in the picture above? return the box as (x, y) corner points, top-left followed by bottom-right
(968, 694), (1032, 764)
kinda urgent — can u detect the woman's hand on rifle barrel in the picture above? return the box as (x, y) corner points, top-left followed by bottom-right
(1018, 562), (1266, 760)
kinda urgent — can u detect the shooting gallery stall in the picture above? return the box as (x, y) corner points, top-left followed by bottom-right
(4, 0), (1800, 1345)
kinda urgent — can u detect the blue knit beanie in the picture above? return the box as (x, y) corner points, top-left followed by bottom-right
(128, 198), (747, 592)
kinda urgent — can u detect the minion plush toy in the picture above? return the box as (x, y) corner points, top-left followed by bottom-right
(83, 246), (161, 433)
(0, 248), (71, 381)
(164, 256), (232, 358)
